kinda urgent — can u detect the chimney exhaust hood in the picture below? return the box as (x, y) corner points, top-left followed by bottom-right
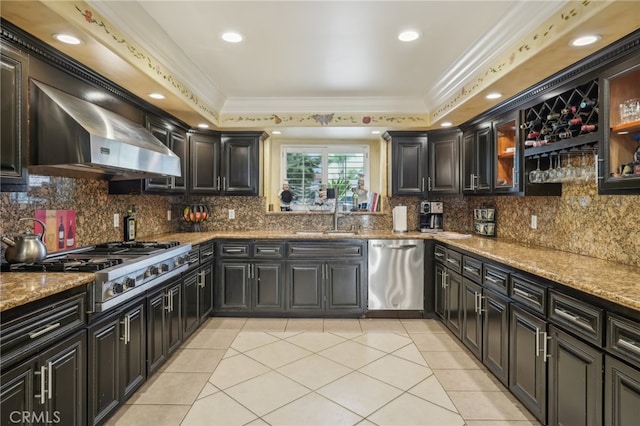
(29, 81), (182, 181)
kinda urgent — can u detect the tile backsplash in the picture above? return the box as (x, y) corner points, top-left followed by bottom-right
(1, 176), (638, 267)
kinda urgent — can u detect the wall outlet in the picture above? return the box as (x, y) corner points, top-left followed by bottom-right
(228, 209), (235, 220)
(114, 213), (120, 228)
(167, 209), (172, 221)
(531, 215), (537, 230)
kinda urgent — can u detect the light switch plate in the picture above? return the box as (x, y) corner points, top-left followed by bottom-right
(228, 209), (235, 220)
(114, 213), (120, 228)
(531, 215), (537, 229)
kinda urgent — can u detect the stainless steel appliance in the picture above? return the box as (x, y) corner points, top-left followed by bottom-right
(419, 201), (444, 232)
(2, 241), (192, 313)
(367, 239), (424, 310)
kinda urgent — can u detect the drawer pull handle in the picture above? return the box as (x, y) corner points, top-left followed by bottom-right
(446, 258), (459, 265)
(463, 266), (479, 274)
(618, 338), (640, 356)
(29, 322), (61, 339)
(225, 248), (245, 253)
(258, 249), (279, 253)
(485, 276), (500, 284)
(435, 252), (445, 258)
(554, 308), (593, 331)
(201, 251), (214, 257)
(513, 287), (533, 300)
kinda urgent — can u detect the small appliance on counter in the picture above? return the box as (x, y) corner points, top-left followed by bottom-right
(392, 205), (407, 233)
(474, 206), (496, 237)
(419, 201), (443, 233)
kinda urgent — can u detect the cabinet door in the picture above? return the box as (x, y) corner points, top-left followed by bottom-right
(287, 262), (323, 311)
(41, 330), (86, 426)
(253, 262), (284, 310)
(170, 129), (188, 191)
(0, 45), (28, 191)
(461, 132), (476, 192)
(493, 115), (520, 194)
(183, 271), (200, 338)
(146, 121), (171, 190)
(198, 262), (214, 321)
(605, 354), (640, 426)
(434, 263), (446, 319)
(88, 315), (120, 425)
(326, 261), (364, 312)
(482, 290), (510, 386)
(391, 134), (428, 195)
(1, 359), (34, 425)
(166, 282), (183, 355)
(190, 132), (221, 193)
(476, 127), (492, 192)
(120, 302), (146, 400)
(221, 134), (260, 195)
(445, 270), (462, 338)
(146, 289), (166, 375)
(509, 305), (547, 423)
(548, 325), (602, 426)
(428, 131), (460, 195)
(217, 262), (251, 310)
(461, 278), (482, 359)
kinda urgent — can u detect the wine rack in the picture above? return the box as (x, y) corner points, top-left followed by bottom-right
(523, 78), (600, 157)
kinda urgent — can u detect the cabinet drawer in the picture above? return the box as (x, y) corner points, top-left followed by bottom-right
(219, 241), (251, 257)
(434, 245), (446, 264)
(199, 241), (215, 262)
(288, 242), (364, 258)
(462, 256), (482, 283)
(444, 249), (462, 274)
(483, 263), (509, 295)
(607, 313), (640, 368)
(549, 290), (603, 346)
(254, 241), (285, 258)
(510, 274), (547, 316)
(1, 292), (86, 369)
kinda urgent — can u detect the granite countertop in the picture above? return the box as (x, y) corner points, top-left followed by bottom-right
(1, 230), (639, 314)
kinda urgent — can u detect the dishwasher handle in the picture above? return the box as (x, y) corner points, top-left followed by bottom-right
(371, 244), (417, 250)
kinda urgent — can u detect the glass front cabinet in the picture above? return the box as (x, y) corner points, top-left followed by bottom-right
(493, 113), (521, 194)
(599, 54), (640, 194)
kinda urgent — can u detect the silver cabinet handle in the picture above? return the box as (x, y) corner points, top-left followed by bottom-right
(485, 275), (500, 284)
(390, 245), (417, 250)
(47, 361), (53, 400)
(474, 292), (480, 314)
(513, 287), (532, 300)
(470, 174), (475, 191)
(618, 338), (640, 356)
(441, 270), (448, 288)
(435, 252), (445, 258)
(553, 308), (592, 331)
(216, 176), (221, 191)
(29, 322), (61, 339)
(446, 258), (459, 265)
(258, 248), (278, 254)
(201, 250), (214, 257)
(34, 365), (46, 404)
(543, 331), (550, 362)
(463, 266), (479, 274)
(165, 293), (172, 312)
(223, 176), (226, 191)
(422, 177), (425, 192)
(535, 327), (541, 357)
(225, 248), (244, 253)
(428, 177), (432, 192)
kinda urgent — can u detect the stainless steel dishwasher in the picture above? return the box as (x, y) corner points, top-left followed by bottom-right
(367, 239), (424, 310)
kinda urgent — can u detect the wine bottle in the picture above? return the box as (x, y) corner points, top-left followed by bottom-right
(520, 118), (542, 130)
(527, 131), (541, 139)
(66, 219), (74, 247)
(561, 106), (577, 115)
(58, 221), (64, 249)
(524, 140), (537, 147)
(547, 113), (561, 120)
(567, 117), (583, 126)
(558, 130), (574, 139)
(124, 206), (136, 242)
(579, 100), (596, 111)
(581, 124), (597, 132)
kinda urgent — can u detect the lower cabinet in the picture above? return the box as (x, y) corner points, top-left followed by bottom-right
(184, 248), (215, 337)
(509, 304), (547, 424)
(461, 278), (483, 359)
(548, 325), (603, 426)
(147, 278), (182, 375)
(434, 263), (446, 319)
(217, 261), (284, 312)
(482, 289), (510, 386)
(88, 299), (146, 426)
(605, 354), (640, 426)
(0, 330), (86, 426)
(444, 269), (463, 338)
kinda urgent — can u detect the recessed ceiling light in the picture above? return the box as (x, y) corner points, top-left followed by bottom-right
(371, 130), (381, 134)
(398, 30), (420, 42)
(53, 33), (81, 45)
(272, 130), (282, 135)
(197, 123), (209, 129)
(571, 34), (601, 47)
(441, 122), (453, 127)
(486, 92), (502, 100)
(149, 93), (165, 100)
(222, 31), (244, 43)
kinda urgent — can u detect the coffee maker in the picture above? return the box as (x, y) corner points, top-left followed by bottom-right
(419, 201), (444, 232)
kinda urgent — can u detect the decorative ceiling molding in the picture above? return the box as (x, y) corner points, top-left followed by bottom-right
(220, 111), (430, 128)
(430, 0), (608, 123)
(40, 0), (221, 126)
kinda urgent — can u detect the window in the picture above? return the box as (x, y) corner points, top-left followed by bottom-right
(281, 145), (369, 210)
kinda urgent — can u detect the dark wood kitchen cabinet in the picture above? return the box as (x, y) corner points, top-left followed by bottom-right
(188, 131), (264, 195)
(0, 43), (29, 192)
(428, 129), (461, 195)
(482, 289), (510, 385)
(145, 116), (188, 193)
(492, 113), (521, 194)
(386, 131), (429, 196)
(461, 124), (492, 194)
(461, 278), (483, 359)
(88, 299), (146, 426)
(183, 242), (214, 336)
(605, 354), (640, 426)
(147, 277), (182, 375)
(1, 330), (86, 426)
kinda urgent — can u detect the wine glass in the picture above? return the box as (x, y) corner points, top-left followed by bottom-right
(542, 156), (553, 183)
(529, 157), (541, 183)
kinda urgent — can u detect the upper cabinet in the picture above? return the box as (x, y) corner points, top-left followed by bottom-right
(461, 123), (492, 194)
(0, 44), (29, 192)
(493, 113), (522, 194)
(599, 54), (640, 194)
(387, 131), (428, 196)
(145, 116), (188, 193)
(189, 131), (264, 195)
(428, 129), (461, 195)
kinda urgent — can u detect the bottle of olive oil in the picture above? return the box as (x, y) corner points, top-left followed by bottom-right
(124, 205), (136, 242)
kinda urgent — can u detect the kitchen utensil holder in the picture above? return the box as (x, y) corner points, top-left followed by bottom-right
(473, 206), (496, 237)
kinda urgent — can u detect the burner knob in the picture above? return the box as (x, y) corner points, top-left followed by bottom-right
(145, 266), (158, 278)
(159, 263), (169, 273)
(112, 282), (124, 294)
(123, 277), (136, 289)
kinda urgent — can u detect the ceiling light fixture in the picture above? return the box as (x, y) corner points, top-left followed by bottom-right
(371, 130), (381, 134)
(149, 93), (165, 100)
(53, 33), (81, 45)
(398, 30), (420, 42)
(197, 123), (209, 129)
(272, 130), (282, 135)
(441, 122), (453, 127)
(222, 31), (244, 43)
(486, 92), (502, 100)
(571, 34), (601, 47)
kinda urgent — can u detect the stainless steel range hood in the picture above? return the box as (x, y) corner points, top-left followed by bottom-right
(29, 81), (182, 181)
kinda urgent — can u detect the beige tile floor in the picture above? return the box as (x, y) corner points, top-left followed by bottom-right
(107, 318), (540, 426)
